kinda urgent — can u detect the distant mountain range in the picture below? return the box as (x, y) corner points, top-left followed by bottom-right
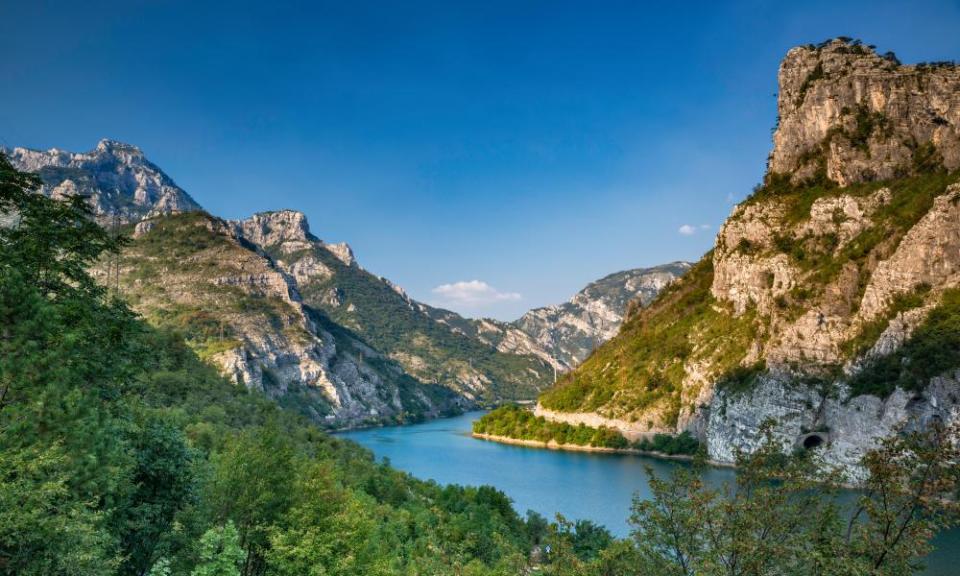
(3, 140), (686, 427)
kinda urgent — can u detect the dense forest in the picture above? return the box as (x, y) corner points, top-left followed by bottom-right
(2, 153), (959, 575)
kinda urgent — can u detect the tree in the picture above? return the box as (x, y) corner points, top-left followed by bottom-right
(622, 422), (960, 576)
(191, 522), (245, 576)
(208, 424), (295, 576)
(117, 414), (198, 576)
(0, 444), (114, 576)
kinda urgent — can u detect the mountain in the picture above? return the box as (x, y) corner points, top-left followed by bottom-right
(528, 38), (960, 473)
(2, 139), (200, 224)
(114, 211), (464, 427)
(232, 209), (554, 403)
(432, 263), (691, 372)
(3, 140), (561, 425)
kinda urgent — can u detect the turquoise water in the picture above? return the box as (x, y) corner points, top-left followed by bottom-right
(340, 411), (959, 575)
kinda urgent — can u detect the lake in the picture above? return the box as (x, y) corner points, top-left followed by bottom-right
(340, 410), (960, 575)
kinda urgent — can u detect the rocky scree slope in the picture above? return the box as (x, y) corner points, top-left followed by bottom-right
(533, 39), (960, 474)
(430, 263), (691, 372)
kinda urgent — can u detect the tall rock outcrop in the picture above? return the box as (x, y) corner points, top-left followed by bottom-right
(770, 39), (960, 186)
(533, 39), (960, 475)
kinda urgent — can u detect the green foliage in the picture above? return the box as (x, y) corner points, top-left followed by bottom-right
(633, 432), (702, 457)
(848, 103), (891, 151)
(474, 405), (629, 449)
(795, 61), (824, 106)
(849, 288), (960, 397)
(191, 522), (244, 576)
(475, 406), (703, 456)
(0, 445), (115, 576)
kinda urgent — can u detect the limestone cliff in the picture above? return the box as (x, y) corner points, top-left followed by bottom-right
(534, 39), (960, 475)
(770, 39), (960, 186)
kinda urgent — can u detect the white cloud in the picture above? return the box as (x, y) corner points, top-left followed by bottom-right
(678, 224), (711, 236)
(431, 280), (521, 308)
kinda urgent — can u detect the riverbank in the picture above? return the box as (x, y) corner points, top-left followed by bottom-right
(472, 432), (734, 467)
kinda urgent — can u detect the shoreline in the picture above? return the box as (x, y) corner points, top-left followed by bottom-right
(472, 432), (735, 467)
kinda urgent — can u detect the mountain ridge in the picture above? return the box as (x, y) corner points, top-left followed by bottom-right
(6, 141), (684, 427)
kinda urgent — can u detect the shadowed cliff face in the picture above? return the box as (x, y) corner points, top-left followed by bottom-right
(536, 39), (960, 475)
(770, 39), (960, 186)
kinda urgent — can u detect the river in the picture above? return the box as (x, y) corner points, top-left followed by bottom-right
(339, 411), (959, 575)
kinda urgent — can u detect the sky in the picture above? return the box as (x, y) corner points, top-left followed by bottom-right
(3, 1), (960, 319)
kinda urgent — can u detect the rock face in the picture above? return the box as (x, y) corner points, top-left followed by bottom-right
(445, 263), (690, 372)
(770, 39), (960, 186)
(3, 139), (201, 223)
(533, 39), (960, 476)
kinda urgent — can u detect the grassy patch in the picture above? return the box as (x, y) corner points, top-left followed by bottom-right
(848, 288), (960, 397)
(841, 284), (931, 359)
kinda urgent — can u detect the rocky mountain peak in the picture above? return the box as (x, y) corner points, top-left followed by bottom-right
(2, 139), (200, 223)
(234, 210), (316, 253)
(769, 37), (960, 186)
(95, 138), (144, 156)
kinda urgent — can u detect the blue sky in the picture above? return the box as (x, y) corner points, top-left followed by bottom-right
(3, 1), (960, 319)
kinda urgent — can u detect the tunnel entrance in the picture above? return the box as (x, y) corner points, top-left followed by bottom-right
(801, 433), (826, 450)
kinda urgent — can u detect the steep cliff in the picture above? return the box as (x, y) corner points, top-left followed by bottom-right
(770, 39), (960, 186)
(533, 39), (960, 474)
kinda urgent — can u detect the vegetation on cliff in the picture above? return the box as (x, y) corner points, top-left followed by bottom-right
(538, 257), (756, 427)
